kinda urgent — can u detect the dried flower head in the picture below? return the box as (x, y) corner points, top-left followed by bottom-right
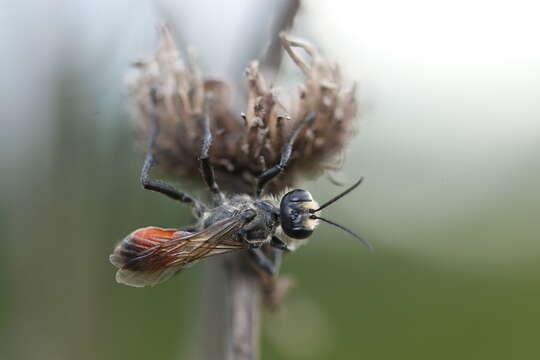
(128, 26), (358, 196)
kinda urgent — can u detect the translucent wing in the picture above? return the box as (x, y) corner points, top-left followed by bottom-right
(110, 217), (246, 287)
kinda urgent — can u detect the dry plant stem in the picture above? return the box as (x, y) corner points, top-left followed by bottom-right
(260, 0), (301, 76)
(224, 253), (262, 360)
(196, 254), (261, 360)
(195, 261), (227, 360)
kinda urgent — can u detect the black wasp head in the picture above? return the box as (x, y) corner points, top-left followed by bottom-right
(279, 189), (320, 239)
(278, 179), (373, 251)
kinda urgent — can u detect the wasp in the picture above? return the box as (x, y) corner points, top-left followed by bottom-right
(110, 98), (371, 287)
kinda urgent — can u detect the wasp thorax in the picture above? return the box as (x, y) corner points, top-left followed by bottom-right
(280, 189), (320, 239)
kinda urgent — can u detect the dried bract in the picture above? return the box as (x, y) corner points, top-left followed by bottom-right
(128, 27), (358, 196)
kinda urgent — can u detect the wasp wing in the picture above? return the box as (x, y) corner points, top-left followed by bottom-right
(110, 216), (246, 287)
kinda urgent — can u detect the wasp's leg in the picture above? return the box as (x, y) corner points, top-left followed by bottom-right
(248, 248), (278, 276)
(267, 246), (282, 274)
(141, 110), (207, 216)
(256, 111), (316, 196)
(198, 110), (225, 204)
(270, 235), (291, 251)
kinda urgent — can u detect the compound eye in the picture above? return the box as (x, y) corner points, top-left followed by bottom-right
(286, 189), (313, 203)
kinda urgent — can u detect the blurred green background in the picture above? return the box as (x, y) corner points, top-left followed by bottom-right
(2, 1), (540, 359)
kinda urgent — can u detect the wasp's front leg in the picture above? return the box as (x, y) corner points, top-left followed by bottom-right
(270, 235), (291, 252)
(247, 235), (288, 276)
(248, 247), (279, 276)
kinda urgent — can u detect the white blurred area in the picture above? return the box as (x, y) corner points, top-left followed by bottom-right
(306, 0), (540, 265)
(2, 0), (540, 266)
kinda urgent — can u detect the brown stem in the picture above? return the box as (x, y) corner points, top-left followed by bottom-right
(224, 253), (262, 360)
(260, 0), (301, 75)
(196, 253), (262, 360)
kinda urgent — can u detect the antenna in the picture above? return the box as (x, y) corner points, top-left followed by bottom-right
(309, 177), (372, 251)
(310, 177), (364, 213)
(311, 215), (373, 251)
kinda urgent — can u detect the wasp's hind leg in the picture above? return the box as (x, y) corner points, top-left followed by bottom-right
(198, 105), (225, 205)
(256, 111), (316, 197)
(141, 94), (207, 217)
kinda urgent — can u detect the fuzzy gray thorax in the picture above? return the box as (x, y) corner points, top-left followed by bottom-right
(199, 194), (281, 247)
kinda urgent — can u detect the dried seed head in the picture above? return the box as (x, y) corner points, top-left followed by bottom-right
(128, 26), (358, 196)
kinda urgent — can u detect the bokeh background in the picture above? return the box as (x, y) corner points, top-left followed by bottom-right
(2, 1), (540, 359)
